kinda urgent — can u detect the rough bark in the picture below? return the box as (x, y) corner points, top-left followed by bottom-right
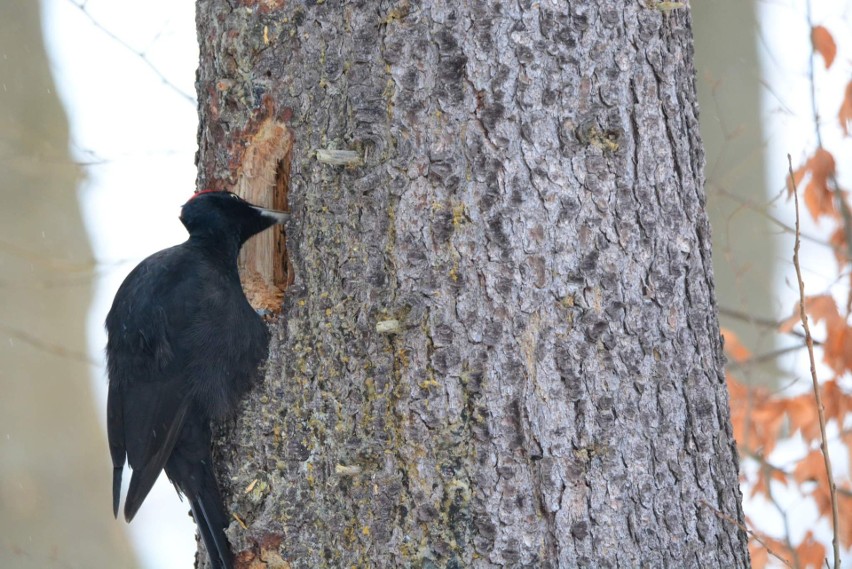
(195, 1), (749, 567)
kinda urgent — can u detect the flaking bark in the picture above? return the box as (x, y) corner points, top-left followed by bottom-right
(195, 1), (750, 567)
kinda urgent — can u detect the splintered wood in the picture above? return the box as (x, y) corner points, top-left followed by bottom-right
(236, 119), (293, 313)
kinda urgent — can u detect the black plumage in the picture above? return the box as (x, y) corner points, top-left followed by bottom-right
(106, 190), (287, 569)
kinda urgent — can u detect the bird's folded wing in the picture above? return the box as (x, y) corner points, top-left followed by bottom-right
(121, 378), (191, 522)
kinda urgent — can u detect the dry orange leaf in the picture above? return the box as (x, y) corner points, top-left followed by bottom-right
(829, 227), (848, 270)
(778, 294), (838, 333)
(840, 80), (852, 136)
(748, 542), (768, 569)
(721, 327), (751, 363)
(821, 380), (852, 422)
(812, 26), (837, 69)
(749, 467), (788, 499)
(793, 449), (828, 486)
(748, 401), (786, 455)
(728, 377), (788, 455)
(771, 467), (788, 487)
(822, 322), (852, 375)
(810, 480), (834, 519)
(777, 294), (852, 374)
(804, 177), (836, 222)
(726, 375), (747, 400)
(790, 149), (838, 222)
(844, 432), (852, 485)
(750, 473), (768, 499)
(839, 492), (852, 548)
(785, 394), (820, 442)
(804, 293), (840, 323)
(795, 531), (826, 569)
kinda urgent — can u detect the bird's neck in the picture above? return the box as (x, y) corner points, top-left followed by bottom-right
(188, 234), (243, 272)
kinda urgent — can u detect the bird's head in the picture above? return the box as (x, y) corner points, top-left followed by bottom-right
(180, 190), (288, 245)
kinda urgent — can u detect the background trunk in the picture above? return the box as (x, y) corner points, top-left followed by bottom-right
(0, 2), (138, 567)
(196, 1), (749, 567)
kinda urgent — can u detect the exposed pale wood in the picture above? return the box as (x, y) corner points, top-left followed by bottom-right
(235, 120), (293, 312)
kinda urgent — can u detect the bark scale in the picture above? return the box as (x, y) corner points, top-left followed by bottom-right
(196, 1), (749, 567)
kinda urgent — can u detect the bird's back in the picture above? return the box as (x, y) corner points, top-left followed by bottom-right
(106, 241), (270, 417)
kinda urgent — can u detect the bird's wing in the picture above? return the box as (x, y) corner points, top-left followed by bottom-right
(105, 247), (198, 520)
(121, 377), (191, 522)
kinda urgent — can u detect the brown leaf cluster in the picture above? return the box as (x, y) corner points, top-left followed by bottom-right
(727, 375), (852, 463)
(829, 228), (848, 270)
(734, 372), (852, 562)
(726, 295), (852, 556)
(749, 529), (825, 569)
(742, 23), (851, 568)
(789, 149), (837, 223)
(780, 295), (852, 374)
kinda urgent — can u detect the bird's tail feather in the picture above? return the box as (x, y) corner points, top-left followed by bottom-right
(112, 466), (123, 518)
(185, 461), (233, 569)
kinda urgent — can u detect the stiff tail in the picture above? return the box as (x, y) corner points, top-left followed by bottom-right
(112, 466), (123, 518)
(184, 460), (234, 569)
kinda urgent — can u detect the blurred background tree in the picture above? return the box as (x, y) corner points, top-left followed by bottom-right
(0, 1), (137, 567)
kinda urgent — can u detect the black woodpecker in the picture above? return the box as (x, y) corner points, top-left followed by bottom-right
(105, 190), (288, 569)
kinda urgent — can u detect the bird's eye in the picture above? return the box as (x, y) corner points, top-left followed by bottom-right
(230, 194), (242, 200)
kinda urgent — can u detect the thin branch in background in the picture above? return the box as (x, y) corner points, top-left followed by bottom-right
(726, 343), (813, 370)
(762, 463), (801, 569)
(719, 306), (823, 344)
(0, 324), (98, 366)
(698, 499), (793, 568)
(788, 154), (841, 569)
(712, 185), (833, 250)
(0, 239), (98, 273)
(0, 239), (134, 274)
(742, 448), (792, 478)
(719, 306), (786, 330)
(66, 0), (195, 104)
(719, 305), (821, 371)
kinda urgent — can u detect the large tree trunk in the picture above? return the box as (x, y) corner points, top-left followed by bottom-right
(195, 1), (749, 567)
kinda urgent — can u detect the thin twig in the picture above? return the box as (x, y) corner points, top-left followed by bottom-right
(712, 185), (832, 249)
(762, 463), (801, 569)
(789, 154), (841, 569)
(726, 343), (813, 370)
(66, 0), (195, 104)
(741, 448), (792, 477)
(719, 306), (822, 345)
(719, 306), (787, 330)
(0, 324), (98, 366)
(698, 499), (793, 568)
